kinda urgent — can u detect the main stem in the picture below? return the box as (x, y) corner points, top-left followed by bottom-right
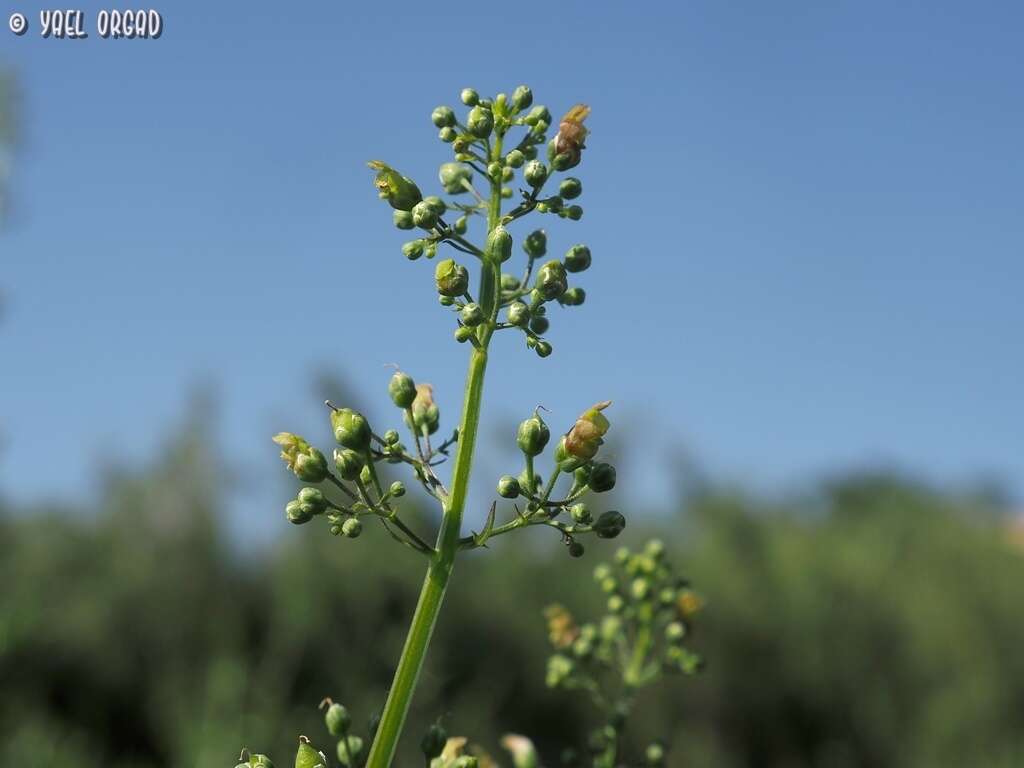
(365, 135), (504, 768)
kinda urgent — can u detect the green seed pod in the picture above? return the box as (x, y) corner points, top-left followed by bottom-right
(568, 541), (585, 558)
(455, 326), (475, 343)
(511, 85), (534, 112)
(505, 149), (525, 168)
(486, 225), (513, 263)
(434, 259), (470, 297)
(454, 215), (468, 234)
(439, 162), (472, 194)
(389, 480), (406, 497)
(525, 105), (551, 126)
(535, 260), (568, 301)
(594, 510), (626, 539)
(336, 735), (364, 767)
(297, 487), (327, 514)
(467, 105), (494, 138)
(421, 723), (448, 762)
(388, 371), (416, 409)
(570, 503), (592, 524)
(439, 126), (457, 143)
(507, 301), (530, 327)
(523, 160), (549, 188)
(331, 408), (371, 450)
(460, 302), (485, 327)
(432, 105), (456, 128)
(341, 518), (362, 539)
(518, 468), (542, 494)
(333, 448), (363, 481)
(565, 205), (583, 221)
(498, 474), (521, 498)
(517, 411), (550, 456)
(294, 738), (326, 768)
(529, 315), (550, 335)
(393, 210), (415, 230)
(589, 462), (616, 492)
(460, 88), (479, 106)
(324, 702), (351, 736)
(411, 200), (439, 229)
(564, 244), (591, 273)
(286, 499), (313, 525)
(560, 287), (586, 306)
(535, 340), (553, 358)
(552, 153), (574, 172)
(523, 145), (539, 160)
(559, 177), (583, 199)
(367, 161), (422, 212)
(402, 239), (424, 260)
(523, 229), (547, 258)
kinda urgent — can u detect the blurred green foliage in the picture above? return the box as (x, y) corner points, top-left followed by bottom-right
(2, 416), (1023, 768)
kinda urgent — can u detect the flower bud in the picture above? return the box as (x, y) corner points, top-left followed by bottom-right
(525, 105), (551, 126)
(501, 273), (521, 291)
(460, 302), (484, 327)
(341, 518), (362, 538)
(665, 621), (685, 643)
(505, 149), (525, 168)
(298, 487), (327, 515)
(388, 371), (416, 409)
(535, 260), (568, 300)
(546, 654), (574, 688)
(645, 742), (666, 767)
(554, 435), (584, 473)
(570, 503), (592, 524)
(435, 259), (470, 297)
(559, 177), (582, 199)
(336, 735), (364, 767)
(393, 210), (415, 230)
(324, 702), (351, 736)
(523, 160), (548, 188)
(502, 166), (514, 182)
(608, 594), (625, 613)
(453, 758), (478, 768)
(565, 205), (583, 221)
(411, 200), (439, 229)
(453, 215), (468, 235)
(389, 480), (406, 497)
(632, 577), (651, 600)
(497, 474), (521, 499)
(368, 161), (423, 211)
(402, 239), (424, 260)
(568, 540), (585, 558)
(274, 433), (329, 483)
(511, 85), (534, 112)
(593, 510), (625, 539)
(487, 160), (502, 180)
(485, 225), (513, 263)
(554, 104), (590, 170)
(535, 341), (552, 358)
(529, 315), (549, 335)
(522, 229), (547, 258)
(518, 469), (542, 494)
(331, 408), (371, 450)
(432, 105), (456, 128)
(439, 162), (472, 194)
(507, 301), (529, 327)
(421, 724), (448, 762)
(644, 538), (665, 560)
(563, 401), (611, 464)
(333, 448), (363, 480)
(517, 411), (550, 456)
(455, 326), (475, 343)
(589, 462), (616, 493)
(467, 105), (494, 138)
(501, 186), (513, 198)
(405, 383), (440, 435)
(295, 737), (327, 768)
(677, 589), (704, 619)
(564, 244), (591, 273)
(250, 755), (274, 767)
(501, 734), (539, 768)
(286, 499), (313, 525)
(439, 126), (457, 143)
(460, 88), (479, 106)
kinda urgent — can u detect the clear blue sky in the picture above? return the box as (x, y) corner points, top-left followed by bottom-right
(2, 1), (1022, 533)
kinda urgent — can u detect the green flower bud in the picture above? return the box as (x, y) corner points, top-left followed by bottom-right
(460, 88), (479, 106)
(388, 371), (416, 409)
(367, 161), (422, 211)
(529, 315), (550, 335)
(251, 755), (275, 768)
(393, 210), (415, 230)
(523, 145), (538, 160)
(405, 384), (440, 436)
(411, 200), (439, 229)
(498, 474), (521, 498)
(286, 499), (313, 525)
(593, 563), (612, 581)
(594, 510), (626, 539)
(454, 215), (468, 234)
(467, 105), (494, 138)
(501, 273), (521, 291)
(297, 487), (327, 514)
(507, 301), (530, 327)
(554, 435), (584, 473)
(439, 162), (472, 194)
(324, 702), (351, 736)
(600, 576), (617, 593)
(535, 340), (552, 358)
(501, 186), (513, 198)
(440, 295), (455, 306)
(665, 621), (685, 643)
(332, 448), (363, 480)
(523, 229), (547, 258)
(632, 577), (651, 600)
(535, 260), (568, 300)
(517, 411), (550, 456)
(421, 723), (448, 762)
(568, 540), (585, 558)
(589, 462), (616, 493)
(389, 480), (406, 497)
(570, 503), (592, 524)
(645, 741), (666, 767)
(505, 149), (525, 168)
(402, 239), (424, 260)
(525, 105), (551, 126)
(274, 433), (329, 482)
(560, 287), (586, 306)
(559, 177), (582, 199)
(523, 160), (549, 187)
(432, 105), (456, 128)
(341, 518), (362, 538)
(487, 160), (502, 180)
(511, 85), (534, 112)
(455, 326), (475, 343)
(608, 594), (625, 613)
(439, 126), (457, 143)
(546, 654), (574, 688)
(518, 469), (542, 494)
(486, 225), (513, 263)
(294, 738), (327, 768)
(502, 166), (514, 182)
(435, 259), (470, 297)
(564, 244), (591, 273)
(645, 538), (665, 560)
(331, 408), (371, 450)
(460, 302), (484, 327)
(565, 204), (583, 221)
(552, 153), (573, 172)
(562, 400), (611, 465)
(336, 735), (364, 767)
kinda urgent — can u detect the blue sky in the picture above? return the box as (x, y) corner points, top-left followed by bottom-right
(2, 1), (1022, 534)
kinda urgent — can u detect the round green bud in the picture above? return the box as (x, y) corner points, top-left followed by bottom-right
(645, 538), (665, 560)
(568, 541), (585, 558)
(535, 341), (552, 358)
(331, 408), (371, 450)
(411, 200), (439, 229)
(295, 739), (326, 768)
(546, 654), (574, 688)
(564, 244), (591, 273)
(570, 503), (592, 524)
(665, 621), (686, 643)
(517, 412), (550, 456)
(435, 258), (470, 297)
(402, 239), (424, 260)
(294, 448), (329, 483)
(439, 295), (455, 306)
(439, 126), (457, 143)
(454, 215), (468, 234)
(523, 145), (538, 160)
(286, 499), (313, 525)
(383, 428), (400, 445)
(589, 462), (616, 492)
(439, 162), (472, 195)
(523, 229), (547, 258)
(632, 577), (651, 601)
(487, 160), (502, 180)
(455, 326), (475, 343)
(467, 105), (494, 138)
(497, 474), (521, 499)
(594, 510), (626, 539)
(388, 371), (416, 409)
(388, 481), (405, 498)
(501, 186), (513, 198)
(461, 302), (485, 327)
(524, 160), (549, 187)
(535, 260), (568, 301)
(600, 576), (617, 593)
(559, 177), (583, 200)
(593, 563), (612, 581)
(501, 166), (514, 182)
(393, 210), (415, 230)
(518, 469), (542, 494)
(341, 518), (362, 539)
(325, 702), (351, 736)
(511, 85), (533, 112)
(422, 195), (446, 215)
(525, 105), (551, 126)
(565, 205), (583, 221)
(529, 315), (550, 335)
(645, 742), (666, 767)
(420, 723), (447, 761)
(460, 88), (479, 106)
(560, 287), (586, 306)
(552, 153), (574, 172)
(432, 105), (456, 128)
(507, 301), (529, 327)
(336, 735), (364, 767)
(501, 273), (521, 291)
(298, 487), (327, 514)
(486, 225), (513, 263)
(607, 594), (625, 613)
(505, 149), (525, 168)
